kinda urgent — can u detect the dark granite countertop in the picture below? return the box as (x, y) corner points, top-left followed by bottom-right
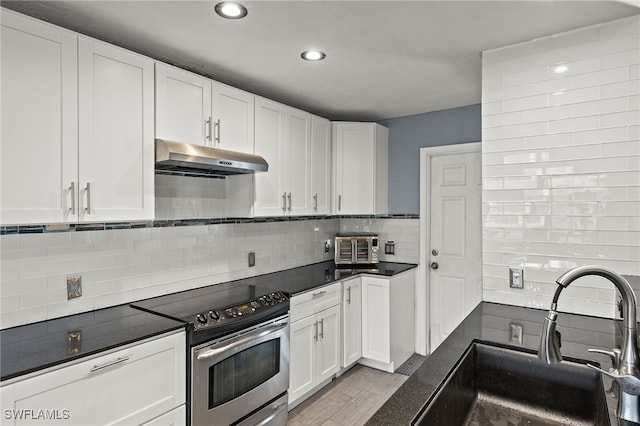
(366, 302), (625, 425)
(0, 304), (185, 382)
(254, 260), (417, 296)
(1, 260), (415, 382)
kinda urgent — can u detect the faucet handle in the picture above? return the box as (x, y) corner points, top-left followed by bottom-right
(587, 363), (640, 395)
(588, 347), (622, 371)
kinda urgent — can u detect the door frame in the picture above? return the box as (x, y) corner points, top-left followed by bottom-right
(418, 142), (481, 355)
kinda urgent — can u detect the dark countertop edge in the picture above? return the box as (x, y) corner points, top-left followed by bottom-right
(1, 321), (186, 383)
(1, 261), (416, 382)
(366, 301), (625, 426)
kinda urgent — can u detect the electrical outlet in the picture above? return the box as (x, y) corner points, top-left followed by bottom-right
(66, 274), (82, 299)
(509, 267), (524, 289)
(324, 239), (331, 254)
(385, 241), (395, 255)
(248, 251), (256, 267)
(67, 330), (82, 355)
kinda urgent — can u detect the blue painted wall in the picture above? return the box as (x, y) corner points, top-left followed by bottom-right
(378, 104), (481, 214)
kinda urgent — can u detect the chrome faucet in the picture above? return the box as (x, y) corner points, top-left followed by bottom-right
(538, 265), (640, 423)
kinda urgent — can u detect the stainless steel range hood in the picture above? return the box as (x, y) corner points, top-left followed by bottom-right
(155, 139), (268, 177)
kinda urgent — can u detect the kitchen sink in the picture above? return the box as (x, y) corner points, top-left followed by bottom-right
(415, 342), (610, 426)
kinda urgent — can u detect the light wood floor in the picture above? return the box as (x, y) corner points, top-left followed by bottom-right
(287, 365), (408, 426)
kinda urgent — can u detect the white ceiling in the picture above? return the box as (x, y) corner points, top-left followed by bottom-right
(2, 1), (638, 121)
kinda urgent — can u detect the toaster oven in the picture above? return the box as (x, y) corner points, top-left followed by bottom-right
(335, 233), (379, 265)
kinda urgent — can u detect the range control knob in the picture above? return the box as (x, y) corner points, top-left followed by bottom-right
(209, 310), (219, 321)
(225, 308), (235, 317)
(250, 301), (260, 309)
(262, 295), (272, 304)
(272, 292), (281, 301)
(196, 314), (208, 324)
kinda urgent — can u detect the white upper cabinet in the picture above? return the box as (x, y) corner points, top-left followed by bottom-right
(284, 107), (312, 215)
(155, 62), (212, 146)
(254, 97), (286, 216)
(1, 10), (78, 225)
(1, 10), (154, 225)
(155, 65), (255, 154)
(254, 99), (312, 217)
(78, 37), (155, 222)
(311, 116), (331, 215)
(333, 122), (388, 215)
(212, 82), (255, 153)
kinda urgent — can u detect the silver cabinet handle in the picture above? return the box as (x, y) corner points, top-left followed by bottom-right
(319, 318), (324, 339)
(287, 192), (292, 212)
(84, 182), (91, 214)
(205, 117), (212, 143)
(214, 119), (221, 145)
(347, 286), (351, 304)
(69, 182), (76, 215)
(314, 321), (318, 341)
(313, 194), (318, 211)
(282, 193), (287, 214)
(89, 356), (129, 373)
(338, 195), (342, 212)
(312, 290), (326, 298)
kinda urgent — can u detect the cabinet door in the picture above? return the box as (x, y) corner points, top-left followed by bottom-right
(289, 315), (317, 405)
(311, 116), (331, 215)
(342, 279), (362, 368)
(284, 107), (311, 215)
(254, 97), (286, 216)
(334, 123), (375, 215)
(0, 11), (78, 225)
(212, 82), (254, 153)
(8, 332), (185, 426)
(155, 63), (212, 146)
(317, 305), (340, 383)
(78, 37), (154, 222)
(361, 277), (390, 363)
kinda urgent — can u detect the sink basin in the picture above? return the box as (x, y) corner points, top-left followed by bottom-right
(415, 342), (610, 426)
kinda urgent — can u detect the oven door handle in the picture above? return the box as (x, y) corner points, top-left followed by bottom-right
(196, 321), (288, 361)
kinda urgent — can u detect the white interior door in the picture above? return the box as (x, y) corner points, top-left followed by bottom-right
(427, 145), (482, 351)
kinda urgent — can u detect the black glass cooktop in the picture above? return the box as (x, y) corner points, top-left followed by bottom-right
(131, 281), (277, 322)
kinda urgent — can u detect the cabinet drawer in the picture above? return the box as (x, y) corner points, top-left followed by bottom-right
(290, 282), (340, 322)
(5, 331), (185, 426)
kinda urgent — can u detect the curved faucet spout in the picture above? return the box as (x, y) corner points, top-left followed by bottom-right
(555, 266), (637, 328)
(538, 265), (640, 423)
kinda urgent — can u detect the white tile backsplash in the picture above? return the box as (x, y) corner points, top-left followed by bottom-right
(0, 217), (419, 328)
(482, 15), (640, 319)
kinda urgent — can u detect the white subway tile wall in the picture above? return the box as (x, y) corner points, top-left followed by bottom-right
(0, 219), (338, 328)
(0, 218), (419, 328)
(481, 15), (640, 318)
(339, 218), (420, 264)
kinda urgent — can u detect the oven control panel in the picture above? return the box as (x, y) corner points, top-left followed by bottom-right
(191, 291), (288, 330)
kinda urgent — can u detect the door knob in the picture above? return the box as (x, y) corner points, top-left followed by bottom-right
(431, 249), (439, 256)
(430, 262), (439, 270)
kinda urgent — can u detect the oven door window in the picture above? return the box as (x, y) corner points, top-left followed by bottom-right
(208, 339), (281, 409)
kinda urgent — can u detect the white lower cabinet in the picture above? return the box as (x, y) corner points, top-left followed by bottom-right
(342, 278), (362, 368)
(288, 284), (341, 408)
(0, 331), (186, 426)
(360, 271), (415, 373)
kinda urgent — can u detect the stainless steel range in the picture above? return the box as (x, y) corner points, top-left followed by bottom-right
(132, 282), (289, 426)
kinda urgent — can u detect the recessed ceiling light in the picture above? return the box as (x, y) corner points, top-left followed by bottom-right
(214, 2), (248, 19)
(301, 50), (326, 61)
